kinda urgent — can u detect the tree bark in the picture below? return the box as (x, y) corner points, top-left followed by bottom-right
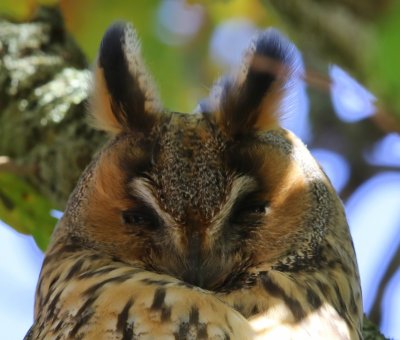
(0, 6), (105, 209)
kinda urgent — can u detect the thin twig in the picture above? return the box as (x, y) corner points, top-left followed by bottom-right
(0, 156), (35, 176)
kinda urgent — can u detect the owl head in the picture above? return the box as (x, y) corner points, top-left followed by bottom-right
(57, 22), (341, 291)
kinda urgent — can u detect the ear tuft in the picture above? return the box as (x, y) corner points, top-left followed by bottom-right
(205, 28), (303, 137)
(90, 22), (162, 135)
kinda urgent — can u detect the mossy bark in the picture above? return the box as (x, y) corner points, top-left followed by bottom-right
(0, 6), (105, 208)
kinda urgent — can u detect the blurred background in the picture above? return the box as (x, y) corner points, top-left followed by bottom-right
(0, 0), (399, 339)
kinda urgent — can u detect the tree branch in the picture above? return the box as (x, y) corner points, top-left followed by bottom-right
(0, 6), (106, 208)
(0, 156), (35, 176)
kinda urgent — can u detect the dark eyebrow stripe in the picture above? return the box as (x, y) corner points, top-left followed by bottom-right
(235, 189), (264, 203)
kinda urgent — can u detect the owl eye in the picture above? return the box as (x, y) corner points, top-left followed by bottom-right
(121, 206), (160, 230)
(229, 199), (268, 225)
(246, 204), (267, 214)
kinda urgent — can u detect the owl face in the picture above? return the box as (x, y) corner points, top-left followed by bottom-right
(62, 23), (331, 291)
(81, 115), (315, 290)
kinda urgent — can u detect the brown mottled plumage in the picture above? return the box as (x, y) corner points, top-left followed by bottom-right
(25, 22), (362, 339)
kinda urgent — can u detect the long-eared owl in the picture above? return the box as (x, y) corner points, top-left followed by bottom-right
(25, 22), (363, 339)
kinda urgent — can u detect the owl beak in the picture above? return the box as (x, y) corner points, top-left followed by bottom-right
(181, 231), (206, 287)
(182, 267), (204, 288)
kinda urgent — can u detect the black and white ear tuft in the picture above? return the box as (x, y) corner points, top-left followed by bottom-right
(90, 22), (162, 135)
(205, 28), (302, 137)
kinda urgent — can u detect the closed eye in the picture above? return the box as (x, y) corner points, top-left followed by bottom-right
(229, 193), (268, 225)
(121, 204), (161, 230)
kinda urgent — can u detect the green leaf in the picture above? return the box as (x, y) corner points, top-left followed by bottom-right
(369, 2), (400, 121)
(0, 173), (57, 250)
